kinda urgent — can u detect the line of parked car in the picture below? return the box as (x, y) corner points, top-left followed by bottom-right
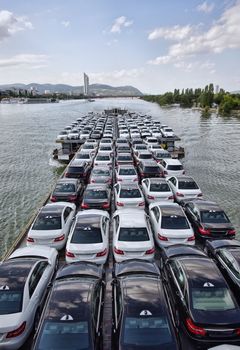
(1, 112), (239, 350)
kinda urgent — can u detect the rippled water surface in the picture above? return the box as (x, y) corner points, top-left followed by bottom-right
(0, 99), (239, 256)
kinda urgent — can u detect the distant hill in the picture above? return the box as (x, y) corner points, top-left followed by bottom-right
(0, 83), (143, 96)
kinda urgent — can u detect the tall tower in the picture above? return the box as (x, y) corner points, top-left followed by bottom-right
(83, 73), (89, 96)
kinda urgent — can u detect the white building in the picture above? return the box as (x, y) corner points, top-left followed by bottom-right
(83, 73), (89, 96)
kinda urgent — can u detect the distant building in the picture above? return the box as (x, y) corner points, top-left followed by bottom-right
(83, 73), (89, 96)
(215, 85), (219, 94)
(44, 90), (51, 95)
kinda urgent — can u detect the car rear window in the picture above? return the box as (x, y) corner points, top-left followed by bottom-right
(161, 215), (190, 229)
(119, 168), (136, 176)
(200, 210), (230, 224)
(96, 155), (110, 161)
(139, 154), (152, 159)
(120, 189), (141, 198)
(155, 153), (171, 159)
(150, 183), (170, 192)
(143, 166), (160, 173)
(92, 169), (110, 176)
(75, 154), (90, 160)
(0, 291), (23, 314)
(119, 228), (149, 241)
(35, 321), (90, 350)
(167, 165), (183, 171)
(122, 317), (174, 347)
(55, 183), (76, 193)
(71, 224), (103, 244)
(191, 288), (236, 311)
(118, 155), (132, 161)
(68, 166), (84, 173)
(85, 189), (107, 199)
(178, 181), (199, 190)
(32, 213), (62, 230)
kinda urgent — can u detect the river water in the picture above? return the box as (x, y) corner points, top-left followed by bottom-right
(0, 98), (239, 257)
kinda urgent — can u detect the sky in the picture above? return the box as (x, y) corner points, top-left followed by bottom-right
(0, 0), (240, 93)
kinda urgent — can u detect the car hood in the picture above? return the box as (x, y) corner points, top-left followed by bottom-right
(0, 313), (23, 332)
(191, 308), (240, 327)
(28, 229), (62, 238)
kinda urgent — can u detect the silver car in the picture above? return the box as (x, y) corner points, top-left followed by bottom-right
(115, 165), (138, 183)
(89, 166), (112, 185)
(0, 246), (58, 349)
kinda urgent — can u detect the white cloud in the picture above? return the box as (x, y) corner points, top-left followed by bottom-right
(148, 1), (240, 64)
(0, 54), (48, 68)
(197, 1), (215, 13)
(110, 16), (133, 33)
(148, 25), (193, 41)
(61, 20), (70, 28)
(0, 10), (33, 41)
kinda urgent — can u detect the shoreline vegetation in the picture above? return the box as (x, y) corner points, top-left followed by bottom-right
(142, 84), (240, 115)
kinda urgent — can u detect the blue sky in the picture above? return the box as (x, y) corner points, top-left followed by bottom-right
(0, 0), (239, 93)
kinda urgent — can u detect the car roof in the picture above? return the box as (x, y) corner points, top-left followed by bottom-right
(159, 204), (184, 216)
(118, 210), (146, 227)
(141, 160), (158, 166)
(86, 184), (109, 190)
(192, 200), (221, 211)
(148, 178), (167, 184)
(180, 257), (228, 288)
(119, 183), (140, 189)
(118, 164), (135, 169)
(41, 203), (66, 213)
(174, 176), (195, 182)
(75, 214), (102, 226)
(0, 259), (37, 290)
(56, 178), (78, 185)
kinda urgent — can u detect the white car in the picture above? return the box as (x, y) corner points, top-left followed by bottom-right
(161, 127), (174, 137)
(0, 246), (58, 350)
(145, 137), (159, 146)
(141, 178), (174, 204)
(159, 158), (185, 177)
(112, 209), (155, 262)
(114, 183), (145, 210)
(27, 202), (76, 250)
(167, 175), (202, 202)
(56, 130), (68, 141)
(74, 150), (95, 164)
(94, 152), (113, 167)
(99, 138), (113, 146)
(149, 202), (195, 247)
(115, 165), (138, 183)
(65, 210), (109, 264)
(67, 130), (79, 140)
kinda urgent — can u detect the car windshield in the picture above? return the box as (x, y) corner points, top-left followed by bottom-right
(0, 291), (23, 315)
(150, 183), (170, 192)
(85, 190), (107, 199)
(167, 165), (183, 171)
(161, 215), (190, 229)
(144, 166), (160, 173)
(76, 154), (90, 160)
(55, 183), (76, 193)
(178, 181), (199, 190)
(71, 224), (102, 244)
(119, 168), (136, 176)
(35, 321), (91, 350)
(200, 210), (230, 223)
(32, 213), (62, 230)
(191, 287), (236, 311)
(119, 227), (149, 241)
(100, 146), (111, 150)
(92, 169), (110, 176)
(122, 317), (175, 347)
(96, 155), (110, 161)
(120, 189), (141, 198)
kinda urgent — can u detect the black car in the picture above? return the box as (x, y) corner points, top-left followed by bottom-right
(112, 259), (180, 350)
(50, 178), (83, 204)
(182, 199), (236, 240)
(161, 244), (240, 348)
(65, 160), (91, 182)
(138, 160), (163, 179)
(32, 262), (105, 350)
(81, 184), (111, 210)
(205, 239), (240, 303)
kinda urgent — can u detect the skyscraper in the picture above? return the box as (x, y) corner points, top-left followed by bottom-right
(83, 73), (89, 96)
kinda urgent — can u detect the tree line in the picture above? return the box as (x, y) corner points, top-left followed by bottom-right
(142, 84), (240, 113)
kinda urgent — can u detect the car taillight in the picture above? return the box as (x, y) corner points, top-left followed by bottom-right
(185, 318), (206, 336)
(81, 203), (90, 209)
(183, 170), (185, 174)
(6, 322), (26, 338)
(187, 236), (195, 242)
(117, 178), (122, 181)
(102, 202), (110, 209)
(117, 202), (124, 207)
(66, 250), (75, 258)
(198, 227), (211, 236)
(176, 192), (184, 197)
(228, 229), (236, 235)
(235, 328), (240, 335)
(168, 195), (174, 199)
(164, 170), (168, 175)
(54, 234), (65, 242)
(91, 179), (96, 183)
(114, 247), (124, 255)
(65, 172), (70, 177)
(145, 247), (155, 255)
(50, 195), (57, 202)
(134, 178), (138, 181)
(147, 195), (155, 200)
(138, 201), (145, 207)
(68, 195), (77, 202)
(27, 237), (34, 243)
(158, 233), (168, 241)
(96, 248), (107, 257)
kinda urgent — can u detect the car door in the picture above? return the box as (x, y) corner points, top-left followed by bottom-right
(149, 206), (160, 239)
(92, 282), (104, 349)
(101, 215), (109, 249)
